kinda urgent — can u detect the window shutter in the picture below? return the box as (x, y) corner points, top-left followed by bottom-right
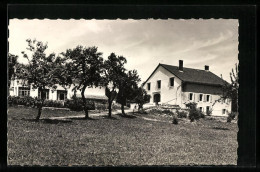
(210, 95), (212, 103)
(197, 94), (200, 102)
(203, 95), (206, 102)
(193, 93), (196, 102)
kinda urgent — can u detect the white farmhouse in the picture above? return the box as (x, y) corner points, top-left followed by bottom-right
(143, 60), (231, 116)
(9, 79), (107, 102)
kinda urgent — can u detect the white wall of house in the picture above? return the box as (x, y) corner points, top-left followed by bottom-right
(181, 92), (231, 116)
(144, 66), (182, 105)
(9, 79), (106, 101)
(143, 66), (231, 116)
(67, 86), (106, 99)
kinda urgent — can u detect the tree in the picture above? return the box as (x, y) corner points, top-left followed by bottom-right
(132, 87), (150, 112)
(221, 63), (238, 112)
(20, 39), (62, 121)
(62, 46), (104, 119)
(8, 53), (18, 87)
(103, 53), (127, 117)
(116, 70), (141, 115)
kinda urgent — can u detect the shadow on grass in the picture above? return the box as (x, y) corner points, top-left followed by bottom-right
(116, 113), (137, 119)
(68, 117), (98, 121)
(212, 127), (229, 130)
(100, 115), (118, 120)
(21, 118), (72, 124)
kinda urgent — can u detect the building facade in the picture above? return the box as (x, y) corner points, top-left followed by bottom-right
(9, 79), (107, 101)
(143, 60), (231, 116)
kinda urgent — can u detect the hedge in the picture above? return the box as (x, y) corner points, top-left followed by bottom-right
(8, 96), (98, 111)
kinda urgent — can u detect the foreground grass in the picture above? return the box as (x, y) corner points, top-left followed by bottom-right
(8, 106), (238, 166)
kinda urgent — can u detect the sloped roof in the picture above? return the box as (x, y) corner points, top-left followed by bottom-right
(144, 63), (227, 86)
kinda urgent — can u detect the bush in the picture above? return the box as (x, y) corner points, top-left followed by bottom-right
(64, 96), (95, 111)
(176, 110), (188, 118)
(112, 103), (121, 110)
(185, 102), (197, 109)
(227, 112), (237, 123)
(95, 103), (107, 112)
(188, 108), (205, 122)
(8, 96), (36, 107)
(206, 109), (212, 116)
(44, 100), (64, 108)
(65, 97), (83, 111)
(162, 109), (174, 115)
(172, 115), (178, 125)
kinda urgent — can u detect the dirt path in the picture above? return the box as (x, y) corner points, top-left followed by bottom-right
(42, 108), (171, 124)
(42, 109), (134, 120)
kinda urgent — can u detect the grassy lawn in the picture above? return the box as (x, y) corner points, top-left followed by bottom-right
(7, 106), (238, 166)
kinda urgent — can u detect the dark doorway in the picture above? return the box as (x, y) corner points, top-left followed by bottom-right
(153, 93), (161, 105)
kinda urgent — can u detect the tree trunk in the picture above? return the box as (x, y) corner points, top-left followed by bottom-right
(81, 86), (89, 119)
(138, 103), (141, 112)
(36, 105), (42, 121)
(121, 104), (125, 115)
(108, 100), (112, 118)
(36, 99), (44, 121)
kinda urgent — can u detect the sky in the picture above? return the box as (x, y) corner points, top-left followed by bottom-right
(8, 19), (238, 83)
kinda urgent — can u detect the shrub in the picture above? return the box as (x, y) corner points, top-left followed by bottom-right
(44, 100), (53, 107)
(8, 96), (19, 106)
(112, 103), (121, 110)
(138, 109), (148, 114)
(188, 108), (205, 122)
(185, 102), (197, 109)
(64, 96), (95, 111)
(148, 109), (162, 115)
(95, 103), (107, 112)
(172, 115), (178, 125)
(206, 109), (212, 116)
(176, 110), (188, 118)
(86, 100), (95, 110)
(65, 97), (83, 111)
(43, 100), (64, 108)
(8, 96), (36, 107)
(162, 109), (173, 115)
(53, 100), (64, 108)
(227, 112), (237, 123)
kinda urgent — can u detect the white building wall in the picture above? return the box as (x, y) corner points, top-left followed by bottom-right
(67, 86), (106, 99)
(9, 79), (106, 101)
(181, 92), (231, 116)
(143, 66), (231, 116)
(144, 66), (182, 105)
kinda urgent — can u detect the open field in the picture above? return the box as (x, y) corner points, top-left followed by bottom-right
(7, 106), (238, 166)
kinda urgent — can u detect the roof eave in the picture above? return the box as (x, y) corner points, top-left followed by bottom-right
(183, 81), (224, 87)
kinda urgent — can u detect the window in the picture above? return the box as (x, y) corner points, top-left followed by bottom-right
(57, 90), (67, 101)
(222, 109), (226, 115)
(147, 83), (151, 91)
(206, 95), (210, 102)
(18, 87), (30, 97)
(38, 89), (49, 100)
(189, 93), (193, 101)
(157, 80), (161, 89)
(169, 77), (174, 87)
(199, 94), (203, 101)
(206, 106), (210, 113)
(199, 107), (203, 112)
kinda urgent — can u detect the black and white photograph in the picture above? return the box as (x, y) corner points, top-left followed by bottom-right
(7, 18), (240, 166)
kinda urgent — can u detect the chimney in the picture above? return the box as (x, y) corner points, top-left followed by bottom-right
(179, 60), (183, 71)
(205, 65), (209, 71)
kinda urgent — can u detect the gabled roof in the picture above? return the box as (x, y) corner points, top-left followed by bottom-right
(143, 63), (227, 86)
